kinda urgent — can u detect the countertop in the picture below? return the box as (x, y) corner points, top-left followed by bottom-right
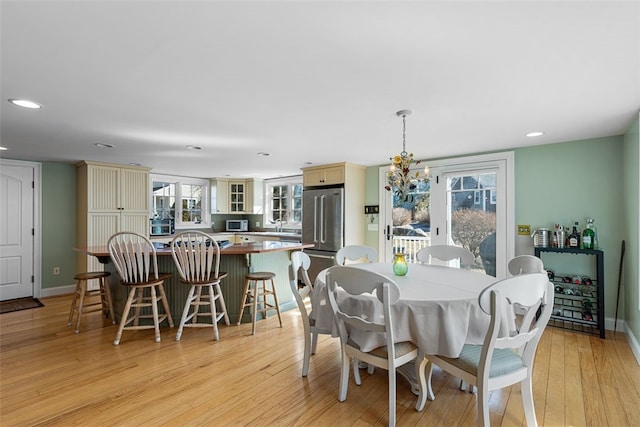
(75, 241), (312, 257)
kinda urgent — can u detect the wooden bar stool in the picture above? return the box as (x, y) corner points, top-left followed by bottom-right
(237, 271), (282, 335)
(67, 271), (115, 333)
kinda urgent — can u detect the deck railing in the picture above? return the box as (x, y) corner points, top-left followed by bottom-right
(392, 235), (431, 263)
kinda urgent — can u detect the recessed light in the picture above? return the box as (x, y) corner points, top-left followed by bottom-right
(526, 131), (544, 137)
(95, 143), (113, 148)
(129, 163), (142, 167)
(8, 99), (43, 109)
(187, 145), (202, 150)
(0, 146), (8, 151)
(304, 161), (313, 165)
(257, 152), (270, 157)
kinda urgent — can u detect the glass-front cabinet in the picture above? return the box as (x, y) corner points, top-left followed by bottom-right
(229, 181), (246, 213)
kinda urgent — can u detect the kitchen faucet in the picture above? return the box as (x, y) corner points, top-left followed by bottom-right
(270, 219), (283, 232)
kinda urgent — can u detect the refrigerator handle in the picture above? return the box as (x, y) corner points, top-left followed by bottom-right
(313, 196), (319, 243)
(319, 194), (326, 243)
(386, 224), (391, 241)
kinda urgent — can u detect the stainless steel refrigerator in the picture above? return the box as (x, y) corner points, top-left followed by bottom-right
(302, 186), (344, 282)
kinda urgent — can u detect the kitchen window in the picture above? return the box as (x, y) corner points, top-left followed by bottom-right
(151, 174), (210, 228)
(265, 176), (303, 227)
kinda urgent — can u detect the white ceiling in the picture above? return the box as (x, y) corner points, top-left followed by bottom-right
(1, 1), (638, 179)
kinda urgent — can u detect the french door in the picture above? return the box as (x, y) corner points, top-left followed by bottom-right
(381, 152), (514, 278)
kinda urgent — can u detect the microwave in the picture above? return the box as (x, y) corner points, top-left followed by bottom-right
(226, 219), (248, 232)
(150, 218), (174, 236)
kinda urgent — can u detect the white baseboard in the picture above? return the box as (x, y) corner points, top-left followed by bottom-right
(41, 284), (75, 298)
(605, 316), (626, 332)
(624, 323), (640, 366)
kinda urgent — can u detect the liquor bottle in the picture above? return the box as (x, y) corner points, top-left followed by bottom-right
(582, 218), (596, 250)
(568, 222), (580, 248)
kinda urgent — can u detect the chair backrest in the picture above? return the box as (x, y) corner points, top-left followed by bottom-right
(508, 255), (545, 276)
(170, 231), (222, 282)
(335, 245), (378, 265)
(289, 251), (313, 317)
(416, 245), (474, 267)
(325, 266), (400, 355)
(107, 232), (160, 284)
(477, 273), (553, 368)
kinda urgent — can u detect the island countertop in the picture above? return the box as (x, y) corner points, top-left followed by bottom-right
(74, 240), (313, 258)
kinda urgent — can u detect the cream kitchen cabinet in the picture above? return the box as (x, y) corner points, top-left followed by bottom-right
(211, 178), (229, 214)
(212, 178), (263, 214)
(302, 163), (345, 187)
(76, 161), (150, 273)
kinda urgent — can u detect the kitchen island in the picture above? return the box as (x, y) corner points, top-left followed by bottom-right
(74, 241), (313, 324)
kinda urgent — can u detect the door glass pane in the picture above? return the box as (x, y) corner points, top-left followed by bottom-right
(446, 172), (497, 276)
(391, 178), (431, 263)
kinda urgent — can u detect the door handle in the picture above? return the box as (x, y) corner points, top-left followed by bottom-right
(386, 225), (391, 241)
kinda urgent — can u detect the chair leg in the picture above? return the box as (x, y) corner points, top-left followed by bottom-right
(352, 358), (362, 385)
(302, 328), (311, 377)
(67, 280), (80, 327)
(207, 284), (220, 341)
(388, 361), (397, 427)
(478, 382), (490, 427)
(269, 277), (283, 327)
(114, 288), (136, 346)
(157, 283), (174, 327)
(150, 285), (161, 343)
(133, 288), (143, 326)
(101, 276), (116, 324)
(214, 282), (230, 325)
(521, 376), (538, 427)
(311, 330), (319, 355)
(251, 280), (259, 335)
(237, 278), (251, 325)
(192, 286), (203, 325)
(338, 349), (350, 402)
(74, 281), (87, 334)
(176, 285), (196, 341)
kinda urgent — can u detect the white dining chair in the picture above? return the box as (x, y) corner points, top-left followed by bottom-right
(425, 273), (553, 427)
(326, 265), (428, 426)
(170, 231), (230, 341)
(288, 251), (332, 377)
(508, 255), (545, 276)
(416, 245), (474, 268)
(335, 245), (378, 265)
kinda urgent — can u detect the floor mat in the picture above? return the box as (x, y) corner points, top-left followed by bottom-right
(0, 297), (45, 314)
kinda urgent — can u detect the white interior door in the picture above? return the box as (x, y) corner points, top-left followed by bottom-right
(0, 162), (35, 300)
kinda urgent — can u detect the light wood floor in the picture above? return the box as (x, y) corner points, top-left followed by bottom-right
(1, 294), (639, 426)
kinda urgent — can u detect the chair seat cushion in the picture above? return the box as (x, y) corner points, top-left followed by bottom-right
(438, 345), (524, 377)
(348, 338), (417, 359)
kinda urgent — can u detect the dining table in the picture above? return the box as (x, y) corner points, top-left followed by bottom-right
(312, 262), (497, 358)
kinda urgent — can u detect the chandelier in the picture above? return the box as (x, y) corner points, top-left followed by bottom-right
(385, 110), (429, 204)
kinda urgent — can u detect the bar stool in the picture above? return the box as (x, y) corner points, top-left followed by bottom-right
(67, 271), (115, 334)
(237, 271), (282, 335)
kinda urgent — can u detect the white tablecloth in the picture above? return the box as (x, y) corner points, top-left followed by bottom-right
(312, 263), (496, 358)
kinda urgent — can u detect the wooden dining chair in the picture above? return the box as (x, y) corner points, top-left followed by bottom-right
(508, 255), (545, 276)
(107, 232), (174, 345)
(416, 245), (474, 268)
(335, 245), (378, 265)
(288, 251), (332, 376)
(170, 231), (230, 341)
(425, 273), (553, 427)
(326, 265), (428, 426)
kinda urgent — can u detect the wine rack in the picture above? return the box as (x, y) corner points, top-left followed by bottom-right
(534, 247), (605, 338)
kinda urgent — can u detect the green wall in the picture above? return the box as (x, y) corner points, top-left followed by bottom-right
(622, 114), (639, 339)
(514, 136), (625, 323)
(41, 162), (77, 290)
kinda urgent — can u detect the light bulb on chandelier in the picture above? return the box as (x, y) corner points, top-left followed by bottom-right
(384, 110), (429, 204)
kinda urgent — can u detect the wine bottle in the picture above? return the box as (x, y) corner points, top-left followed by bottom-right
(568, 222), (580, 248)
(582, 218), (595, 250)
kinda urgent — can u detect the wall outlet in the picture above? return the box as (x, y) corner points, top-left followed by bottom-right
(53, 267), (61, 275)
(255, 221), (260, 227)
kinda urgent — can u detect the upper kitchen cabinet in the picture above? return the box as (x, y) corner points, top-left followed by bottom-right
(302, 163), (345, 187)
(212, 178), (263, 214)
(76, 161), (150, 273)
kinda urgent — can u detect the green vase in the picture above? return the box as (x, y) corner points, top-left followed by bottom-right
(392, 253), (408, 276)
